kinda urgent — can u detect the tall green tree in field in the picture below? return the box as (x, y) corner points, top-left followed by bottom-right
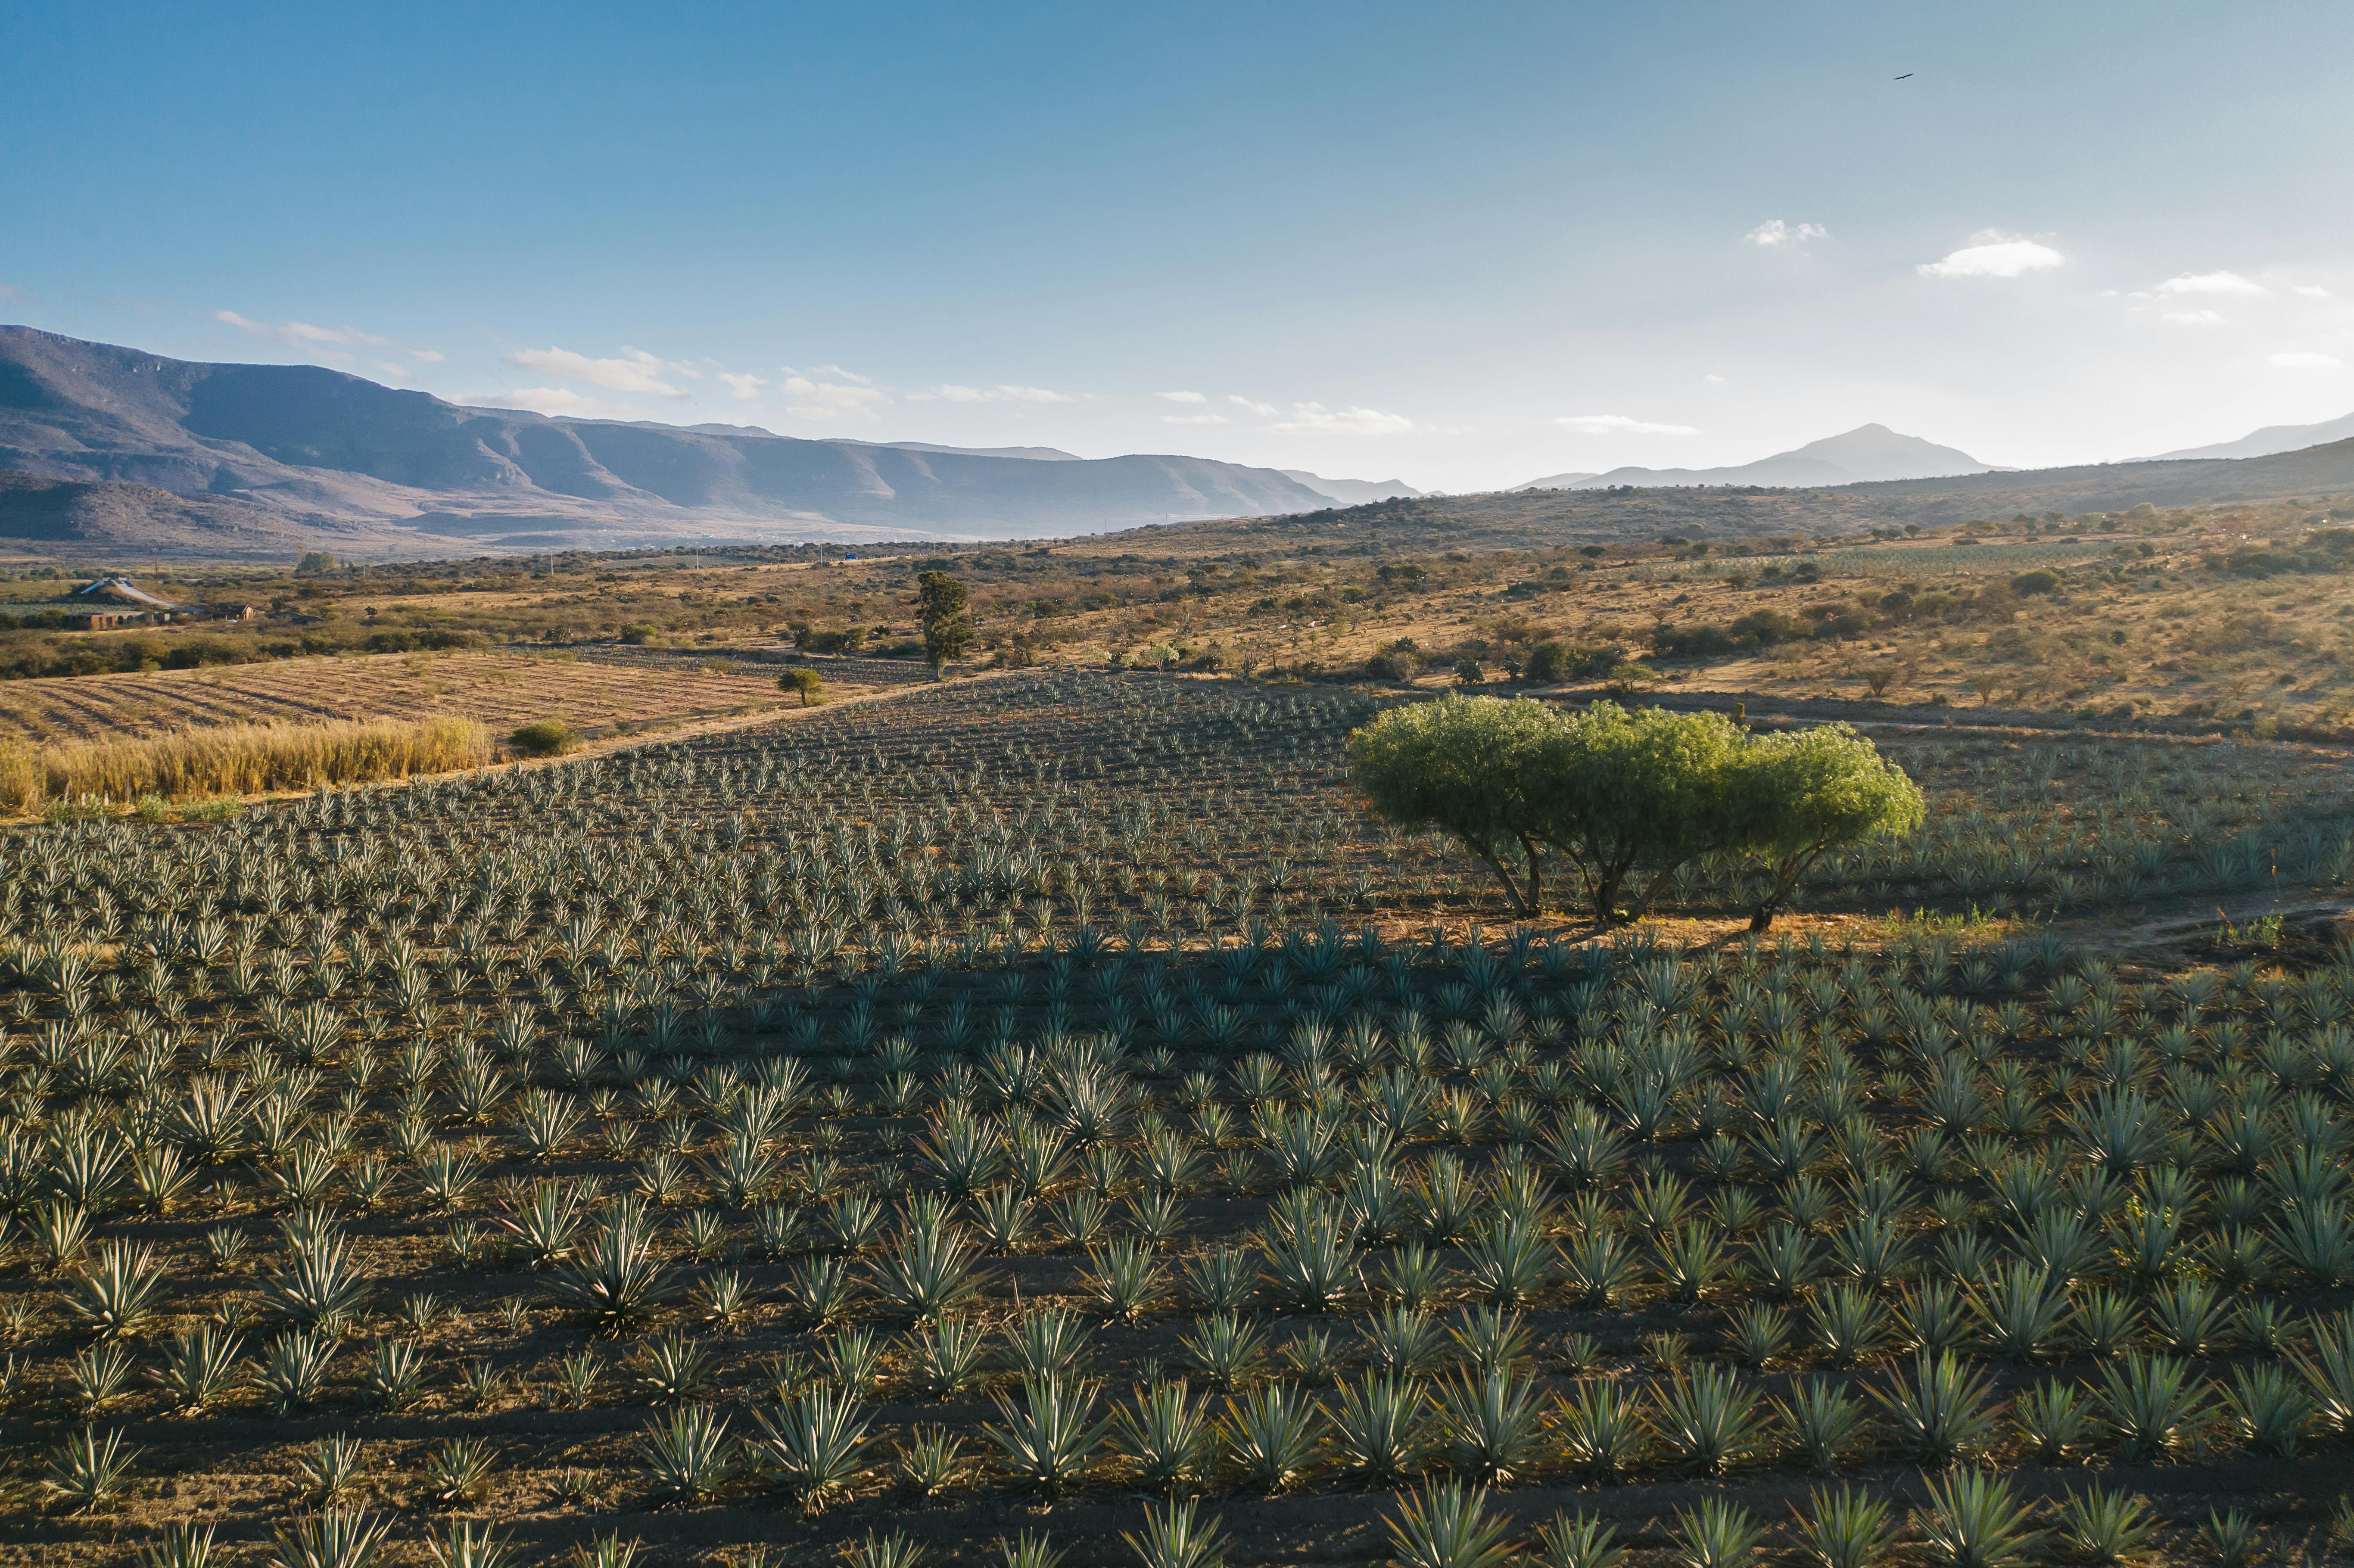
(917, 571), (975, 675)
(1348, 694), (1561, 915)
(777, 666), (826, 707)
(1534, 701), (1744, 924)
(1725, 723), (1923, 930)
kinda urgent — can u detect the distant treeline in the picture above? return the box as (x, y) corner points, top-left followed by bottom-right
(0, 626), (489, 681)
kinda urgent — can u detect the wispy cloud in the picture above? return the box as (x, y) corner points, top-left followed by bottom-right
(216, 309), (392, 358)
(1556, 414), (1698, 436)
(410, 348), (445, 362)
(2157, 270), (2266, 296)
(504, 346), (695, 396)
(912, 383), (1075, 403)
(1268, 402), (1415, 435)
(717, 372), (769, 400)
(1917, 231), (2064, 280)
(2269, 351), (2343, 369)
(775, 367), (889, 420)
(1161, 413), (1227, 425)
(1745, 219), (1827, 250)
(1228, 395), (1279, 417)
(464, 388), (609, 417)
(0, 282), (19, 301)
(2161, 309), (2225, 326)
(2295, 285), (2334, 299)
(1156, 389), (1208, 404)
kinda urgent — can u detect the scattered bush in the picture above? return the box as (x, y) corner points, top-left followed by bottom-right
(508, 720), (585, 758)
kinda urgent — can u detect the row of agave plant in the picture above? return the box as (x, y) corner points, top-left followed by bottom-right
(10, 675), (2349, 962)
(0, 671), (2350, 1568)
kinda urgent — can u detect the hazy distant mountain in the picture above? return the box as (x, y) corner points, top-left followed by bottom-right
(2144, 411), (2354, 462)
(1518, 424), (1997, 490)
(1278, 470), (1425, 505)
(842, 440), (1085, 461)
(0, 327), (1334, 549)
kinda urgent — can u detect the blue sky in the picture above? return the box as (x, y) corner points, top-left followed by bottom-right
(5, 1), (2351, 491)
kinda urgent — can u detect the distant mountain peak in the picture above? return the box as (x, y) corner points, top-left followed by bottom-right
(1516, 423), (1994, 491)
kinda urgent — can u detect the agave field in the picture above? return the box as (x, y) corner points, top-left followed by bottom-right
(3, 671), (2354, 1568)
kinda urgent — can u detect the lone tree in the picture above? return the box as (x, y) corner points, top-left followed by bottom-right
(1348, 694), (1560, 915)
(1726, 723), (1923, 930)
(777, 666), (826, 707)
(1536, 701), (1744, 925)
(1349, 695), (1921, 927)
(917, 571), (975, 675)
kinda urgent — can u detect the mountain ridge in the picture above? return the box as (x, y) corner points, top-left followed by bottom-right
(1518, 423), (1997, 491)
(0, 326), (1337, 546)
(2142, 411), (2354, 462)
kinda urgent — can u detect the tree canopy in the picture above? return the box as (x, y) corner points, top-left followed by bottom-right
(1724, 722), (1924, 929)
(917, 571), (974, 673)
(1345, 694), (1560, 915)
(1349, 697), (1921, 926)
(777, 666), (826, 706)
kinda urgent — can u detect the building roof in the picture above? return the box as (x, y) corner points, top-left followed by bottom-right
(73, 577), (188, 611)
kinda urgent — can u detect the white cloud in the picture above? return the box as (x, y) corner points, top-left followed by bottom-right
(2157, 271), (2266, 296)
(1267, 402), (1416, 435)
(372, 362), (409, 381)
(465, 387), (607, 417)
(410, 349), (445, 362)
(1156, 390), (1208, 404)
(504, 346), (695, 396)
(1227, 395), (1279, 416)
(1702, 373), (1727, 385)
(2162, 310), (2225, 326)
(215, 309), (393, 357)
(1555, 414), (1700, 436)
(1161, 413), (1227, 425)
(775, 367), (889, 420)
(2295, 285), (2334, 299)
(1745, 219), (1828, 249)
(1917, 231), (2064, 280)
(718, 372), (769, 400)
(2268, 351), (2344, 369)
(914, 383), (1074, 403)
(0, 282), (19, 300)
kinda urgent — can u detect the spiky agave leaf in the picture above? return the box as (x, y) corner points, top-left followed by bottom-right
(1873, 1352), (1998, 1467)
(1434, 1366), (1545, 1484)
(1672, 1498), (1765, 1568)
(1122, 1498), (1228, 1568)
(2056, 1486), (2158, 1568)
(1326, 1371), (1429, 1484)
(1793, 1485), (1895, 1568)
(1385, 1479), (1515, 1568)
(639, 1405), (737, 1507)
(1915, 1470), (2042, 1568)
(754, 1384), (869, 1511)
(983, 1374), (1108, 1496)
(1116, 1378), (1212, 1493)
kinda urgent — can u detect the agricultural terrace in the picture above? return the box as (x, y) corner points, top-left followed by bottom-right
(3, 672), (2354, 1568)
(0, 649), (927, 747)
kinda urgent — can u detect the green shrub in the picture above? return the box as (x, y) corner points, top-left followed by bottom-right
(509, 720), (585, 758)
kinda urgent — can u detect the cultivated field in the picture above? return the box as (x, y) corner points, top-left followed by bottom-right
(0, 649), (924, 747)
(3, 672), (2354, 1568)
